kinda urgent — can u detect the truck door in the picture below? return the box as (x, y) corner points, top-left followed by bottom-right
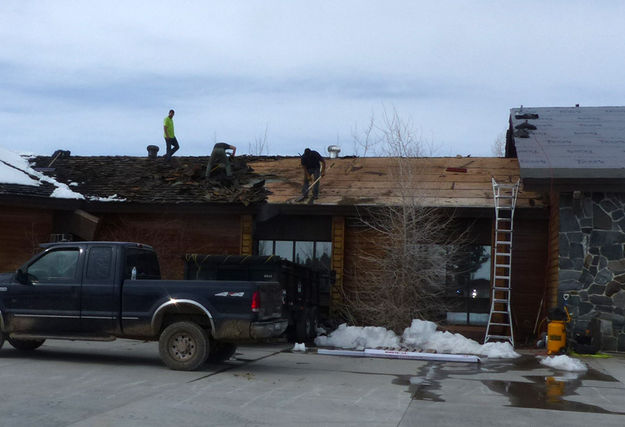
(80, 245), (117, 334)
(6, 247), (82, 333)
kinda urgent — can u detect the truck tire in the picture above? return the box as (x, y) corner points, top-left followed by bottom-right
(158, 321), (209, 371)
(7, 337), (45, 351)
(208, 342), (237, 362)
(0, 333), (5, 351)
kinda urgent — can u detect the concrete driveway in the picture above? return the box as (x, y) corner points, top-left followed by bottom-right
(0, 340), (624, 426)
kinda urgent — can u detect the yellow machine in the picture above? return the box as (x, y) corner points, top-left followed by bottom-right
(547, 306), (571, 355)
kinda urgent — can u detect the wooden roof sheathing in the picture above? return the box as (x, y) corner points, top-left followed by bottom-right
(248, 156), (543, 209)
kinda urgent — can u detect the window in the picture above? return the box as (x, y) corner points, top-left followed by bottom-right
(258, 240), (332, 271)
(445, 245), (491, 325)
(86, 247), (113, 280)
(124, 248), (160, 280)
(27, 249), (80, 283)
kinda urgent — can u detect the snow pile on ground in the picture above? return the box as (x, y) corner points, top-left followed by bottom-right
(0, 146), (85, 199)
(292, 343), (306, 352)
(315, 319), (520, 359)
(314, 324), (401, 350)
(402, 319), (519, 358)
(540, 355), (587, 372)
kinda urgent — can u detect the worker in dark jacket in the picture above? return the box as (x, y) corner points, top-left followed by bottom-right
(300, 148), (326, 199)
(207, 142), (236, 177)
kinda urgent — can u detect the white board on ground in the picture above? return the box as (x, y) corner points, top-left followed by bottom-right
(317, 348), (481, 363)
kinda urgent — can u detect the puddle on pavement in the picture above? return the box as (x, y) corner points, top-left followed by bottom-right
(404, 355), (625, 414)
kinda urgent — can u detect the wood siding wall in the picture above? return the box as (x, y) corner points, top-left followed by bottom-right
(510, 217), (549, 344)
(546, 193), (560, 309)
(240, 214), (253, 255)
(330, 216), (345, 314)
(96, 213), (242, 279)
(0, 206), (54, 272)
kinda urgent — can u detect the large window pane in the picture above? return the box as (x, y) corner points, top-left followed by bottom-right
(258, 240), (273, 256)
(295, 241), (314, 266)
(445, 245), (491, 325)
(315, 241), (332, 271)
(274, 241), (294, 261)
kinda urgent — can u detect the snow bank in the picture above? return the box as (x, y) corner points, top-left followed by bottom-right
(314, 324), (401, 350)
(315, 319), (520, 359)
(402, 319), (519, 358)
(540, 355), (587, 372)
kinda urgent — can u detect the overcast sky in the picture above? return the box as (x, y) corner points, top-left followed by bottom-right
(2, 1), (625, 158)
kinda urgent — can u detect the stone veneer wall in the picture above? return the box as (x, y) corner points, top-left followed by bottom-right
(559, 192), (625, 351)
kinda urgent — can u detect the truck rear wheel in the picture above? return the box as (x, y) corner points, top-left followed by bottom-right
(7, 337), (45, 351)
(208, 342), (237, 362)
(159, 321), (209, 371)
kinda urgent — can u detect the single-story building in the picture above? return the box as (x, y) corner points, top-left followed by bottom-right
(1, 146), (547, 343)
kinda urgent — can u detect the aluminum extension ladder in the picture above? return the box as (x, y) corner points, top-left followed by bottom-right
(485, 178), (520, 346)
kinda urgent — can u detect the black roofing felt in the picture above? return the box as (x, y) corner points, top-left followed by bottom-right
(20, 155), (269, 205)
(510, 107), (625, 179)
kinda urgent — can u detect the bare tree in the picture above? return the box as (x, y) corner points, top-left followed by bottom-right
(491, 131), (506, 157)
(248, 124), (269, 156)
(339, 110), (469, 332)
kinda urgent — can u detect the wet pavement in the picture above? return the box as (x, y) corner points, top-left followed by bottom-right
(1, 340), (625, 426)
(401, 352), (625, 426)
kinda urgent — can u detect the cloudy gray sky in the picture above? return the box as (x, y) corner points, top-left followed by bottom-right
(2, 1), (625, 157)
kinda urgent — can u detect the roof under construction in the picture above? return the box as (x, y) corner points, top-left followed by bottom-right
(1, 152), (543, 210)
(249, 156), (541, 209)
(508, 106), (625, 180)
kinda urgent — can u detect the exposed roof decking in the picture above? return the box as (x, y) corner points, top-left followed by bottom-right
(249, 157), (543, 208)
(0, 154), (542, 209)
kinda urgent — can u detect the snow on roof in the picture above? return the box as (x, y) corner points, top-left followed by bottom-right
(0, 146), (84, 199)
(0, 146), (40, 186)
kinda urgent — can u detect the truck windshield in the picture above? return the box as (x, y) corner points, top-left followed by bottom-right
(124, 248), (160, 280)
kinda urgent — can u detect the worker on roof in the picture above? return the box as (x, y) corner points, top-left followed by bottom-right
(207, 142), (237, 178)
(300, 148), (326, 200)
(163, 109), (179, 160)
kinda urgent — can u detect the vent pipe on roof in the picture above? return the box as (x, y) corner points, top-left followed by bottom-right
(327, 145), (341, 158)
(147, 145), (159, 159)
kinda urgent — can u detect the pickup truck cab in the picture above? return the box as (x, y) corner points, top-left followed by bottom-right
(0, 242), (288, 370)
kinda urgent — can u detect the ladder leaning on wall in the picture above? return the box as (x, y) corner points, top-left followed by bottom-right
(485, 178), (520, 346)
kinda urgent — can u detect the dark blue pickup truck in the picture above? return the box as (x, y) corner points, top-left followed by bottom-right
(0, 242), (288, 370)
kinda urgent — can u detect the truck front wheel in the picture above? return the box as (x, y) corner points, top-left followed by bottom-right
(158, 321), (210, 371)
(7, 337), (45, 351)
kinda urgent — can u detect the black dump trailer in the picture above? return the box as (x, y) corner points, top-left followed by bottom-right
(184, 255), (331, 342)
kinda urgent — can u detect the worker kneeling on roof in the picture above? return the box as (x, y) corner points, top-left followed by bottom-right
(301, 148), (326, 200)
(207, 142), (236, 178)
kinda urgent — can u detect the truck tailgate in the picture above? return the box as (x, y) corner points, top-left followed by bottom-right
(258, 281), (283, 320)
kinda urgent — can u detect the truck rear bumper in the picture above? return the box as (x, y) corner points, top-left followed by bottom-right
(250, 319), (289, 339)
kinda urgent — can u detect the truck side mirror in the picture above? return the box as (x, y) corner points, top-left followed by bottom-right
(15, 268), (29, 285)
